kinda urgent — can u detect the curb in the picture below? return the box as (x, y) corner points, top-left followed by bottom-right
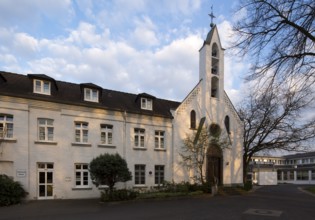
(297, 187), (315, 197)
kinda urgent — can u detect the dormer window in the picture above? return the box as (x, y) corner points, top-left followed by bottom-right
(141, 98), (152, 110)
(84, 88), (99, 102)
(34, 79), (51, 95)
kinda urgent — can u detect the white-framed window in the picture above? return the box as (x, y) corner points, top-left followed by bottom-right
(84, 88), (99, 102)
(101, 124), (113, 145)
(75, 122), (88, 143)
(134, 128), (145, 148)
(141, 98), (152, 110)
(0, 114), (13, 139)
(135, 164), (145, 185)
(155, 165), (164, 185)
(38, 118), (54, 141)
(288, 171), (294, 180)
(312, 170), (315, 180)
(277, 171), (282, 181)
(296, 170), (309, 180)
(75, 164), (89, 187)
(155, 131), (165, 149)
(34, 79), (51, 95)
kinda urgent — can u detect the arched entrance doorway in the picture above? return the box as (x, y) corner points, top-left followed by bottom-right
(206, 144), (223, 185)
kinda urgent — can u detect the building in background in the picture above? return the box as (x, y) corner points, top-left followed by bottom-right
(250, 152), (315, 185)
(0, 23), (243, 200)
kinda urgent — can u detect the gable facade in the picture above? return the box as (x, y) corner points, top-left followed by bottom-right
(172, 26), (243, 186)
(0, 26), (243, 200)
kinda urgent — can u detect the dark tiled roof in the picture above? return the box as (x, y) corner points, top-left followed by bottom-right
(283, 151), (315, 159)
(0, 71), (180, 118)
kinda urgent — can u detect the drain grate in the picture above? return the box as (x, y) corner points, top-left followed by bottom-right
(243, 209), (283, 217)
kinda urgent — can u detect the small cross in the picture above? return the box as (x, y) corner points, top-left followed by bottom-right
(209, 5), (215, 27)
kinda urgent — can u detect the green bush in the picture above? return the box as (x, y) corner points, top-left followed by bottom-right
(160, 181), (211, 194)
(198, 182), (212, 193)
(101, 189), (139, 202)
(0, 175), (27, 206)
(244, 181), (253, 191)
(89, 153), (132, 193)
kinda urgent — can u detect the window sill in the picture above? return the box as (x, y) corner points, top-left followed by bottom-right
(133, 185), (147, 188)
(71, 142), (92, 147)
(84, 99), (99, 103)
(153, 184), (165, 187)
(34, 91), (51, 96)
(0, 138), (17, 143)
(72, 187), (93, 191)
(154, 148), (166, 152)
(34, 141), (57, 145)
(133, 147), (147, 151)
(98, 144), (116, 149)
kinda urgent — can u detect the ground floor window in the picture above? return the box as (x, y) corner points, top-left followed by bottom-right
(277, 171), (282, 181)
(75, 164), (89, 187)
(135, 164), (145, 185)
(288, 171), (294, 180)
(154, 165), (164, 185)
(296, 170), (309, 181)
(312, 170), (315, 180)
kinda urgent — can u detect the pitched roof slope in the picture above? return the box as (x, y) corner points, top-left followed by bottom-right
(0, 71), (180, 118)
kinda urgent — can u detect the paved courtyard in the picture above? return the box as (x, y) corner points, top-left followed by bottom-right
(1, 184), (314, 220)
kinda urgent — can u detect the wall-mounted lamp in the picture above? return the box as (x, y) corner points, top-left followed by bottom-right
(149, 171), (152, 175)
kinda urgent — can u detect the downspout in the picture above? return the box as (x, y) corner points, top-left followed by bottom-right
(123, 110), (127, 189)
(171, 119), (174, 182)
(123, 110), (127, 159)
(27, 107), (31, 199)
(170, 109), (176, 182)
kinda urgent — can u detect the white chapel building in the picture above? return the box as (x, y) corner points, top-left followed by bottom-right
(0, 24), (243, 200)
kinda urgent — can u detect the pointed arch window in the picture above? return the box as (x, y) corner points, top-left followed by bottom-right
(211, 77), (219, 98)
(212, 43), (218, 57)
(211, 43), (219, 75)
(190, 110), (196, 129)
(224, 116), (230, 134)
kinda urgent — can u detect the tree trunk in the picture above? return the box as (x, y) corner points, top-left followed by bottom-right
(243, 154), (249, 184)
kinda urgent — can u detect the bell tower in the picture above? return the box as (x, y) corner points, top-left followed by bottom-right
(199, 7), (225, 112)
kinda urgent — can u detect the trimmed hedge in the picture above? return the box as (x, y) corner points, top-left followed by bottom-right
(0, 175), (27, 206)
(161, 181), (212, 194)
(101, 189), (139, 202)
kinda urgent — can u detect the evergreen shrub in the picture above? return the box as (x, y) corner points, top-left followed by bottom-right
(101, 189), (139, 202)
(0, 175), (27, 206)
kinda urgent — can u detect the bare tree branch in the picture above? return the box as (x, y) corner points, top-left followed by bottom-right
(232, 0), (315, 85)
(238, 79), (315, 182)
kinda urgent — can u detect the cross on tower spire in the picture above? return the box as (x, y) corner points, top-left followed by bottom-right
(209, 5), (215, 28)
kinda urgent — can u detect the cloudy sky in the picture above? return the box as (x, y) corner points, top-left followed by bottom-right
(0, 0), (249, 104)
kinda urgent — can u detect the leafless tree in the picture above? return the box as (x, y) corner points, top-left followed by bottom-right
(233, 0), (315, 86)
(238, 80), (315, 182)
(180, 126), (230, 184)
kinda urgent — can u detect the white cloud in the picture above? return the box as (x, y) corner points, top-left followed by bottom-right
(131, 16), (159, 47)
(66, 22), (110, 47)
(13, 33), (39, 56)
(28, 30), (202, 100)
(232, 6), (247, 22)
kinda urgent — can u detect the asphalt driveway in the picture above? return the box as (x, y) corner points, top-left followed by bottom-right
(0, 184), (314, 220)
